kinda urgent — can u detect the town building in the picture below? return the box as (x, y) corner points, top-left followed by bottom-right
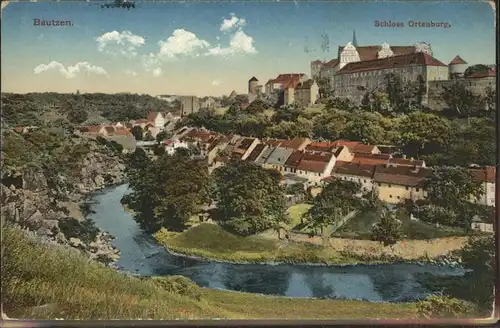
(264, 73), (308, 94)
(230, 137), (261, 161)
(280, 137), (311, 151)
(247, 76), (262, 103)
(163, 139), (189, 155)
(295, 151), (337, 185)
(286, 79), (320, 107)
(332, 161), (377, 192)
(373, 165), (429, 204)
(469, 166), (496, 207)
(179, 96), (200, 117)
(264, 147), (295, 172)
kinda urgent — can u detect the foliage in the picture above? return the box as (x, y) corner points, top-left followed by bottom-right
(441, 82), (486, 118)
(144, 130), (155, 141)
(463, 64), (491, 79)
(459, 235), (495, 312)
(2, 226), (418, 320)
(417, 295), (473, 318)
(67, 109), (88, 124)
(125, 153), (209, 232)
(384, 73), (425, 113)
(210, 160), (289, 236)
(345, 111), (387, 144)
(150, 276), (201, 301)
(57, 218), (100, 244)
(245, 100), (269, 113)
(371, 209), (405, 247)
(131, 125), (143, 141)
(303, 180), (362, 236)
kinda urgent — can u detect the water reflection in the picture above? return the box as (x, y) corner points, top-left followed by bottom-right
(88, 184), (467, 302)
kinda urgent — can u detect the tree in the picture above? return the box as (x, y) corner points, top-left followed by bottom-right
(441, 82), (486, 118)
(464, 64), (490, 79)
(125, 153), (209, 232)
(345, 111), (387, 144)
(302, 180), (362, 244)
(424, 166), (483, 210)
(371, 208), (405, 247)
(144, 130), (155, 141)
(131, 125), (143, 141)
(361, 91), (392, 115)
(384, 73), (425, 113)
(155, 130), (170, 144)
(459, 235), (495, 313)
(398, 112), (455, 158)
(210, 160), (289, 236)
(417, 295), (473, 318)
(67, 109), (88, 124)
(245, 99), (268, 113)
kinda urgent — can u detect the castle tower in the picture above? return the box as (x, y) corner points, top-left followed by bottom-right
(448, 55), (468, 78)
(248, 76), (259, 95)
(352, 29), (358, 47)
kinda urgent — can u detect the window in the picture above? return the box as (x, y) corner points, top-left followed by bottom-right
(416, 188), (420, 192)
(389, 195), (392, 198)
(388, 184), (392, 188)
(397, 196), (400, 199)
(364, 180), (367, 183)
(405, 186), (409, 190)
(378, 183), (381, 186)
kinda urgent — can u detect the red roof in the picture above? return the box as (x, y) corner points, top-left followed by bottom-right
(449, 55), (467, 65)
(284, 150), (304, 168)
(352, 144), (377, 154)
(468, 68), (496, 79)
(334, 162), (376, 178)
(280, 137), (309, 150)
(135, 119), (150, 124)
(331, 140), (361, 150)
(469, 166), (496, 183)
(352, 153), (391, 166)
(306, 141), (337, 152)
(297, 151), (333, 173)
(79, 125), (102, 133)
(311, 60), (323, 65)
(336, 53), (447, 75)
(388, 157), (425, 167)
(373, 165), (430, 187)
(321, 176), (336, 183)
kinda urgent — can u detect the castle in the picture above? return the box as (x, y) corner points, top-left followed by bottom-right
(311, 31), (496, 110)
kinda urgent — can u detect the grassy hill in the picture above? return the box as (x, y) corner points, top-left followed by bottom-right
(333, 210), (468, 240)
(2, 226), (418, 320)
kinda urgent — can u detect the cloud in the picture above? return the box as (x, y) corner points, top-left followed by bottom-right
(220, 13), (246, 32)
(96, 30), (145, 58)
(211, 79), (221, 86)
(125, 69), (138, 77)
(152, 68), (162, 77)
(157, 29), (210, 59)
(33, 61), (108, 78)
(206, 30), (257, 56)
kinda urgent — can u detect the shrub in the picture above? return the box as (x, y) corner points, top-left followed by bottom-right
(417, 295), (473, 318)
(58, 218), (100, 244)
(149, 276), (201, 301)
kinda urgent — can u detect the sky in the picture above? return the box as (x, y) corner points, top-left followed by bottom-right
(1, 0), (496, 97)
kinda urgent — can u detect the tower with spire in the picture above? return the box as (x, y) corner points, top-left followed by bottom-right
(352, 29), (358, 47)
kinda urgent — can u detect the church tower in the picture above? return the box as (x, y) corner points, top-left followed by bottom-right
(352, 29), (358, 47)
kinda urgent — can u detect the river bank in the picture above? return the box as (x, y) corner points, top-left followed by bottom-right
(155, 223), (465, 267)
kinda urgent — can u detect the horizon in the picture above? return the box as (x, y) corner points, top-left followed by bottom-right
(1, 1), (496, 97)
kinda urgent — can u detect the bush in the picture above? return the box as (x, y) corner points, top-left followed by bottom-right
(149, 276), (201, 301)
(413, 205), (458, 226)
(58, 218), (100, 244)
(417, 295), (474, 318)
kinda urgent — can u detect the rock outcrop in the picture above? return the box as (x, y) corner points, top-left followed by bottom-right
(1, 136), (126, 266)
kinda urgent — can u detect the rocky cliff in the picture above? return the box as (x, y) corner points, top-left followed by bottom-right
(1, 132), (126, 265)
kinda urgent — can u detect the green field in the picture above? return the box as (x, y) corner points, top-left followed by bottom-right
(333, 210), (468, 240)
(287, 203), (312, 229)
(3, 226), (419, 320)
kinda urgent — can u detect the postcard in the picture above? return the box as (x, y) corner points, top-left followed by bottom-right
(1, 0), (497, 322)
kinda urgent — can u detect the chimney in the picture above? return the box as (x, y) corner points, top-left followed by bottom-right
(402, 154), (407, 159)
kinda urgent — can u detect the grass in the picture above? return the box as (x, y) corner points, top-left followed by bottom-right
(287, 203), (312, 229)
(214, 107), (228, 115)
(333, 209), (468, 240)
(156, 223), (365, 265)
(2, 226), (419, 320)
(304, 106), (325, 115)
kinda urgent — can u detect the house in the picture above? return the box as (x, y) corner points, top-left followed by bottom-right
(284, 79), (320, 107)
(211, 155), (230, 173)
(133, 119), (151, 129)
(283, 150), (304, 175)
(147, 111), (167, 129)
(264, 147), (294, 172)
(255, 146), (276, 167)
(280, 137), (311, 151)
(77, 125), (102, 136)
(200, 97), (217, 109)
(373, 165), (430, 204)
(245, 143), (268, 163)
(469, 166), (496, 207)
(114, 127), (132, 136)
(295, 151), (337, 185)
(203, 135), (229, 165)
(265, 73), (308, 94)
(331, 140), (381, 154)
(262, 138), (284, 147)
(305, 143), (354, 162)
(230, 137), (260, 161)
(471, 217), (494, 233)
(351, 153), (391, 166)
(164, 139), (189, 155)
(332, 161), (376, 192)
(179, 96), (200, 117)
(388, 157), (426, 168)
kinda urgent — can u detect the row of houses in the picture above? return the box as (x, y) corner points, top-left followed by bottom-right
(169, 127), (494, 208)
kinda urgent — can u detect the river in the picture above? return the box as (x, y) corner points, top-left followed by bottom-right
(87, 184), (465, 302)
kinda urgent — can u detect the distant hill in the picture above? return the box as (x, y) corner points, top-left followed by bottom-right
(1, 92), (180, 126)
